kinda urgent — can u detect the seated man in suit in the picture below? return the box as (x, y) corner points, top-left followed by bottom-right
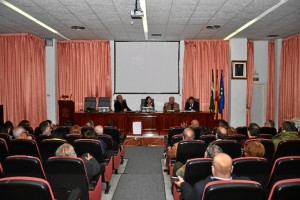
(114, 95), (132, 112)
(184, 96), (200, 112)
(175, 153), (249, 200)
(163, 96), (180, 112)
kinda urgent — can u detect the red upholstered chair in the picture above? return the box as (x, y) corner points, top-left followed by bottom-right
(171, 134), (183, 146)
(268, 178), (300, 200)
(235, 126), (248, 136)
(65, 133), (82, 145)
(260, 127), (277, 136)
(0, 133), (11, 144)
(8, 139), (42, 160)
(232, 157), (271, 188)
(74, 139), (113, 194)
(200, 134), (216, 144)
(167, 126), (185, 147)
(39, 139), (67, 165)
(272, 140), (300, 163)
(267, 156), (300, 190)
(211, 140), (242, 158)
(0, 176), (55, 200)
(36, 134), (53, 146)
(3, 155), (47, 179)
(202, 180), (266, 200)
(46, 157), (102, 200)
(227, 134), (247, 142)
(0, 138), (9, 165)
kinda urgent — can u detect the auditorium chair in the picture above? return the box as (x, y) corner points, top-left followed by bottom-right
(171, 134), (183, 146)
(36, 134), (53, 146)
(268, 178), (300, 200)
(192, 126), (212, 139)
(244, 138), (275, 163)
(172, 158), (212, 200)
(39, 139), (67, 165)
(98, 134), (121, 174)
(0, 177), (56, 200)
(84, 97), (97, 112)
(202, 180), (266, 200)
(46, 157), (101, 200)
(8, 139), (42, 160)
(80, 126), (94, 136)
(3, 155), (47, 179)
(211, 140), (242, 158)
(232, 157), (271, 188)
(227, 134), (247, 142)
(200, 134), (216, 144)
(267, 156), (300, 190)
(65, 133), (82, 145)
(0, 138), (8, 165)
(166, 126), (185, 147)
(260, 127), (277, 136)
(0, 133), (11, 144)
(235, 126), (248, 136)
(73, 139), (112, 194)
(272, 140), (300, 163)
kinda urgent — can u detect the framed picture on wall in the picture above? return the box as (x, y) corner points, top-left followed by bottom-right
(231, 61), (247, 79)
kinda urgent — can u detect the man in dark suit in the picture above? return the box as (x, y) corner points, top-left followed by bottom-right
(114, 95), (132, 112)
(175, 153), (249, 200)
(184, 96), (200, 112)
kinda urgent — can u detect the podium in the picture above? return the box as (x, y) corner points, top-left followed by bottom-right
(58, 100), (74, 125)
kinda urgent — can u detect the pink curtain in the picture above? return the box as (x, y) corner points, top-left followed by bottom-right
(57, 40), (112, 112)
(246, 40), (254, 125)
(266, 41), (275, 121)
(0, 33), (47, 128)
(182, 40), (229, 120)
(279, 33), (300, 126)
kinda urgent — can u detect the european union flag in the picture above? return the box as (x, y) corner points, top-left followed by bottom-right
(218, 71), (224, 114)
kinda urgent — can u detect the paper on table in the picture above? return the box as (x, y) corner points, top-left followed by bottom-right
(132, 121), (142, 135)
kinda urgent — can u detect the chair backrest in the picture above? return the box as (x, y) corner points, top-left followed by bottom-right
(232, 157), (271, 188)
(211, 140), (242, 158)
(193, 126), (212, 139)
(244, 139), (275, 163)
(272, 140), (300, 163)
(98, 135), (113, 151)
(227, 134), (247, 142)
(46, 157), (89, 200)
(80, 126), (94, 135)
(0, 176), (55, 200)
(171, 134), (183, 146)
(200, 134), (216, 144)
(3, 155), (47, 179)
(236, 126), (248, 136)
(202, 180), (266, 200)
(36, 134), (53, 146)
(176, 140), (207, 163)
(260, 127), (277, 136)
(0, 133), (11, 144)
(267, 156), (300, 189)
(184, 158), (212, 187)
(8, 139), (41, 160)
(0, 138), (9, 165)
(84, 97), (96, 112)
(39, 139), (67, 165)
(167, 126), (185, 146)
(98, 97), (110, 107)
(103, 127), (121, 144)
(65, 134), (82, 145)
(268, 178), (300, 200)
(73, 139), (104, 163)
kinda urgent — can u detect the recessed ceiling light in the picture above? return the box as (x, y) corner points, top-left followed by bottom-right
(71, 26), (85, 30)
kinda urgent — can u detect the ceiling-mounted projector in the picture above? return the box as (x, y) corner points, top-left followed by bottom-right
(131, 10), (144, 19)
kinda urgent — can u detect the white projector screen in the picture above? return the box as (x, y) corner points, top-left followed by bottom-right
(114, 42), (179, 94)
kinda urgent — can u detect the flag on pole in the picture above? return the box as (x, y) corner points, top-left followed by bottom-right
(214, 69), (219, 114)
(209, 69), (215, 112)
(219, 70), (224, 114)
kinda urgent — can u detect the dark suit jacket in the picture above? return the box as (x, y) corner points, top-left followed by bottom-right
(81, 154), (101, 182)
(181, 175), (250, 200)
(114, 101), (131, 112)
(184, 101), (200, 111)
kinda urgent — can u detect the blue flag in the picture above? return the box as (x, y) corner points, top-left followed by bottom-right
(218, 71), (224, 114)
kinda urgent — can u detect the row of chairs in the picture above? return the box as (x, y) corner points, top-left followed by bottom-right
(172, 156), (300, 200)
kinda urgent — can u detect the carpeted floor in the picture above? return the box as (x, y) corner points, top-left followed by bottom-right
(112, 146), (166, 200)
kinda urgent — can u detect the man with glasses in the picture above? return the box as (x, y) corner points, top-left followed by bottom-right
(12, 126), (33, 139)
(114, 95), (131, 112)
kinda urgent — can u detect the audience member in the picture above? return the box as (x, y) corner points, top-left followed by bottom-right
(83, 130), (107, 158)
(70, 125), (81, 135)
(184, 96), (200, 112)
(272, 120), (300, 149)
(114, 95), (132, 112)
(175, 153), (249, 200)
(3, 121), (14, 136)
(265, 119), (275, 128)
(46, 119), (54, 131)
(189, 119), (200, 129)
(176, 144), (223, 177)
(247, 123), (260, 139)
(106, 120), (126, 143)
(215, 127), (228, 140)
(85, 120), (94, 127)
(163, 96), (180, 112)
(12, 126), (32, 139)
(144, 96), (154, 109)
(55, 143), (101, 182)
(39, 120), (52, 136)
(18, 119), (34, 135)
(219, 120), (229, 129)
(243, 141), (265, 157)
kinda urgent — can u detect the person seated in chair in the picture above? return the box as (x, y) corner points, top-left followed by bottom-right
(39, 120), (52, 136)
(163, 96), (180, 112)
(144, 96), (154, 109)
(83, 130), (108, 158)
(243, 140), (265, 157)
(175, 153), (250, 200)
(55, 143), (101, 182)
(114, 95), (132, 112)
(184, 96), (200, 112)
(12, 126), (33, 140)
(264, 119), (275, 128)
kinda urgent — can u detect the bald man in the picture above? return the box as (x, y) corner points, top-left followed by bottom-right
(175, 153), (249, 200)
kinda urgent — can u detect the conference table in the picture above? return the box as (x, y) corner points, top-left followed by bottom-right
(73, 111), (215, 135)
